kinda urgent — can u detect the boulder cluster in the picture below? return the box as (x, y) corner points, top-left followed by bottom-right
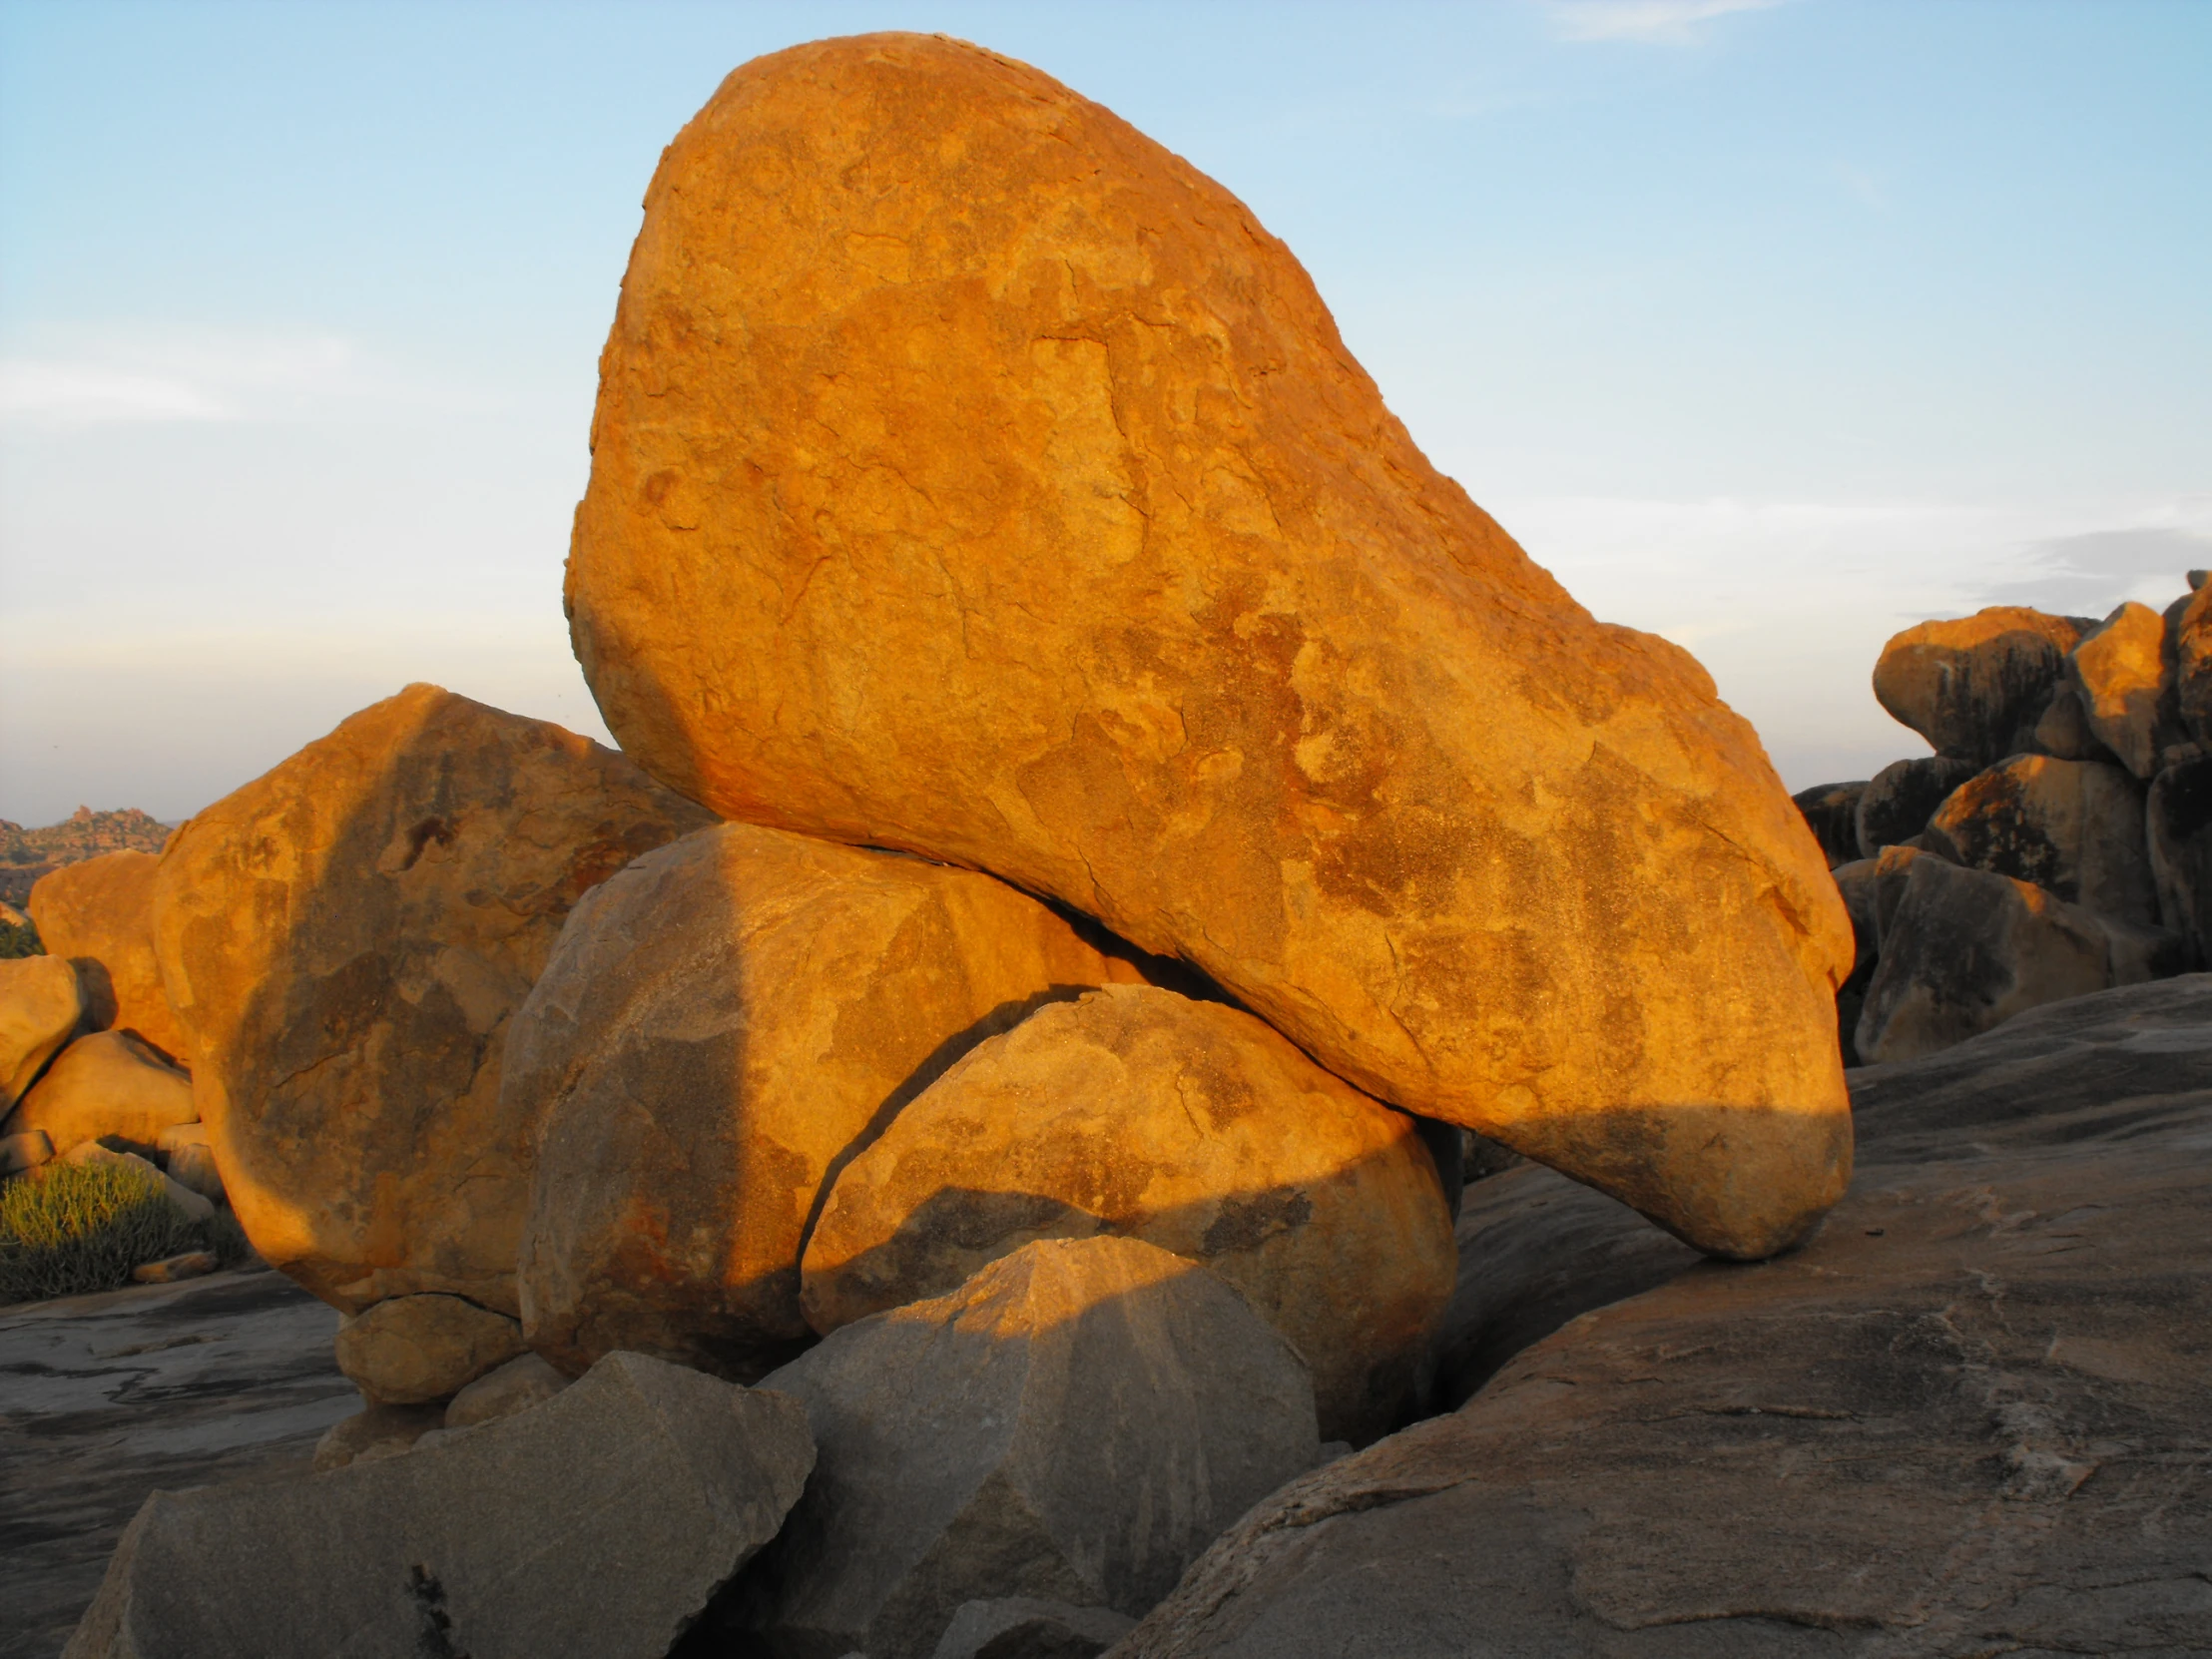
(1797, 588), (2212, 1063)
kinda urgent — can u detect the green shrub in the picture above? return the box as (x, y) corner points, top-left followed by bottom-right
(0, 918), (40, 958)
(0, 1159), (249, 1305)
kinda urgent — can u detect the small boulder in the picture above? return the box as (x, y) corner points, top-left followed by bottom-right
(802, 983), (1455, 1444)
(28, 849), (190, 1064)
(0, 954), (83, 1111)
(157, 1124), (224, 1203)
(2175, 584), (2212, 747)
(443, 1352), (569, 1429)
(1789, 781), (1867, 866)
(333, 1293), (527, 1406)
(8, 1030), (196, 1158)
(1854, 756), (1979, 858)
(131, 1252), (218, 1286)
(741, 1237), (1319, 1659)
(1871, 606), (2085, 765)
(930, 1598), (1136, 1659)
(2029, 681), (2114, 761)
(1922, 754), (2156, 922)
(312, 1403), (446, 1472)
(69, 1351), (815, 1659)
(0, 1127), (52, 1176)
(2147, 755), (2212, 967)
(2067, 600), (2186, 779)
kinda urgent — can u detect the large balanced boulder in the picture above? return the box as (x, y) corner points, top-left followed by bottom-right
(28, 849), (191, 1064)
(151, 684), (714, 1315)
(65, 1351), (815, 1659)
(6, 1030), (196, 1157)
(512, 821), (1138, 1381)
(1870, 605), (2085, 765)
(1852, 755), (1978, 858)
(0, 953), (83, 1111)
(1922, 753), (2155, 922)
(802, 983), (1455, 1443)
(738, 1236), (1319, 1659)
(562, 33), (1855, 1261)
(1110, 977), (2212, 1659)
(2067, 600), (2185, 779)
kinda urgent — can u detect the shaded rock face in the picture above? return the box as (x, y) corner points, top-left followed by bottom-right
(564, 32), (1853, 1262)
(1870, 605), (2085, 766)
(0, 954), (83, 1111)
(1787, 781), (1865, 867)
(1853, 755), (1978, 858)
(7, 1030), (196, 1157)
(150, 684), (715, 1317)
(741, 1237), (1319, 1659)
(2147, 754), (2212, 967)
(933, 1598), (1136, 1659)
(802, 983), (1455, 1444)
(2031, 681), (2113, 762)
(512, 822), (1137, 1382)
(1922, 753), (2155, 923)
(2068, 600), (2185, 779)
(65, 1351), (815, 1659)
(1109, 977), (2212, 1659)
(2176, 584), (2212, 746)
(28, 850), (191, 1065)
(333, 1293), (528, 1406)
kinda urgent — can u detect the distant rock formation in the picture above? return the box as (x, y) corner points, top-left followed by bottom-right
(0, 808), (170, 907)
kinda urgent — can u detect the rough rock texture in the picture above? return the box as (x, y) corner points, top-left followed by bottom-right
(2175, 584), (2212, 746)
(803, 984), (1454, 1443)
(933, 1598), (1137, 1659)
(513, 823), (1137, 1382)
(27, 850), (191, 1064)
(1107, 976), (2212, 1659)
(1922, 753), (2155, 922)
(0, 954), (82, 1112)
(0, 1127), (51, 1177)
(1852, 755), (1978, 859)
(2067, 600), (2185, 779)
(2031, 681), (2113, 761)
(312, 1403), (445, 1472)
(1870, 606), (2085, 765)
(6, 1031), (196, 1158)
(564, 32), (1855, 1262)
(1787, 781), (1864, 867)
(65, 1351), (815, 1659)
(740, 1237), (1319, 1659)
(1830, 858), (1879, 975)
(150, 684), (714, 1316)
(444, 1352), (569, 1428)
(2147, 754), (2212, 968)
(332, 1293), (528, 1406)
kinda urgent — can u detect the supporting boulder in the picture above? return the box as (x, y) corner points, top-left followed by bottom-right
(8, 1031), (195, 1158)
(333, 1294), (528, 1406)
(1870, 605), (2085, 766)
(1923, 754), (2155, 923)
(0, 954), (83, 1111)
(28, 849), (191, 1065)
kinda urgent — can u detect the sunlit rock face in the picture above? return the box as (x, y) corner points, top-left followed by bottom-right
(564, 32), (1854, 1260)
(29, 849), (192, 1066)
(1871, 606), (2089, 768)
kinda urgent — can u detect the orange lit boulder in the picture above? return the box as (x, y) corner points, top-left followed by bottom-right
(564, 33), (1854, 1260)
(28, 849), (191, 1065)
(0, 954), (82, 1111)
(512, 822), (1139, 1381)
(803, 983), (1455, 1443)
(151, 685), (714, 1315)
(7, 1030), (195, 1157)
(1872, 607), (2086, 766)
(2067, 601), (2185, 779)
(1923, 755), (2155, 924)
(2175, 585), (2212, 747)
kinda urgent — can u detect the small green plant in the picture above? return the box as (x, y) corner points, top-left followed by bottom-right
(0, 917), (40, 958)
(0, 1159), (249, 1305)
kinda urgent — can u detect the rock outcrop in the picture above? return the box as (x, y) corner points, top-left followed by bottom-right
(150, 684), (714, 1316)
(0, 954), (83, 1111)
(1922, 753), (2155, 922)
(563, 32), (1854, 1261)
(1852, 755), (1977, 857)
(2068, 600), (2185, 779)
(2148, 753), (2212, 966)
(1870, 605), (2085, 765)
(1787, 780), (1865, 866)
(803, 983), (1455, 1443)
(7, 1030), (196, 1157)
(513, 822), (1138, 1381)
(28, 849), (191, 1064)
(332, 1293), (528, 1406)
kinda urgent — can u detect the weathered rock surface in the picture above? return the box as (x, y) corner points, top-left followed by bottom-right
(28, 850), (190, 1064)
(2067, 599), (2185, 779)
(66, 1351), (815, 1659)
(0, 1127), (51, 1177)
(443, 1352), (568, 1428)
(1870, 605), (2085, 765)
(513, 822), (1137, 1382)
(1852, 754), (1977, 858)
(1922, 753), (2156, 922)
(934, 1598), (1137, 1659)
(332, 1293), (527, 1406)
(0, 954), (82, 1111)
(1108, 976), (2212, 1659)
(2148, 754), (2212, 969)
(151, 684), (714, 1317)
(803, 984), (1453, 1443)
(564, 32), (1854, 1262)
(740, 1236), (1319, 1659)
(2031, 680), (2113, 761)
(1787, 781), (1865, 866)
(7, 1030), (196, 1158)
(2175, 583), (2212, 746)
(311, 1402), (445, 1472)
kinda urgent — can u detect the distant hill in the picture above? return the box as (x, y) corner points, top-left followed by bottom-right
(0, 807), (173, 907)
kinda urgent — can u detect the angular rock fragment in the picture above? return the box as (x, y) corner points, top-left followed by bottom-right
(2030, 681), (2113, 761)
(28, 849), (191, 1064)
(68, 1351), (814, 1659)
(0, 954), (83, 1111)
(9, 1030), (196, 1158)
(312, 1402), (446, 1472)
(131, 1252), (218, 1286)
(333, 1293), (527, 1405)
(2067, 600), (2186, 779)
(1789, 781), (1866, 866)
(742, 1237), (1318, 1659)
(1922, 754), (2155, 922)
(565, 32), (1854, 1262)
(1871, 605), (2085, 765)
(804, 983), (1453, 1443)
(444, 1352), (568, 1428)
(1854, 755), (1978, 858)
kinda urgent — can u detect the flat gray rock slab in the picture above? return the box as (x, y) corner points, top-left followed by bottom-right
(0, 1267), (355, 1659)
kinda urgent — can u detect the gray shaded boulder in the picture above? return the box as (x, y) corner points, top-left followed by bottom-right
(333, 1293), (527, 1406)
(1922, 753), (2155, 922)
(2148, 753), (2212, 968)
(8, 1029), (196, 1158)
(2067, 599), (2186, 779)
(1108, 978), (2212, 1659)
(934, 1598), (1137, 1659)
(444, 1352), (569, 1428)
(1788, 781), (1866, 866)
(742, 1236), (1319, 1659)
(1853, 755), (1977, 858)
(0, 953), (83, 1111)
(1871, 605), (2085, 765)
(67, 1351), (815, 1659)
(312, 1403), (445, 1472)
(2176, 583), (2212, 746)
(2030, 681), (2115, 761)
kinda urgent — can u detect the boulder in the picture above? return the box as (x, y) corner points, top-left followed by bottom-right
(150, 684), (715, 1316)
(0, 954), (83, 1111)
(563, 33), (1855, 1262)
(0, 1127), (52, 1176)
(1870, 605), (2085, 765)
(130, 1251), (218, 1285)
(2030, 681), (2114, 761)
(739, 1237), (1319, 1659)
(1867, 840), (1926, 940)
(933, 1599), (1136, 1659)
(28, 849), (190, 1064)
(443, 1352), (569, 1429)
(2175, 583), (2212, 747)
(157, 1122), (224, 1203)
(1829, 857), (1883, 1066)
(2066, 600), (2186, 779)
(67, 1351), (815, 1659)
(312, 1403), (446, 1472)
(512, 821), (1138, 1382)
(1922, 754), (2156, 922)
(802, 983), (1455, 1443)
(333, 1293), (528, 1405)
(2147, 754), (2212, 967)
(1788, 781), (1866, 866)
(7, 1030), (196, 1158)
(1109, 978), (2212, 1659)
(1853, 755), (1978, 858)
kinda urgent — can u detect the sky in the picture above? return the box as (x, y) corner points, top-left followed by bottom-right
(2, 0), (2207, 826)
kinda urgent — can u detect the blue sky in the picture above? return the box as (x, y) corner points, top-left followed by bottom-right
(2, 0), (2207, 824)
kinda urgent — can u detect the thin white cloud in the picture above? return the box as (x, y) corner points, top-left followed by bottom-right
(0, 330), (390, 428)
(1548, 0), (1788, 44)
(0, 362), (233, 424)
